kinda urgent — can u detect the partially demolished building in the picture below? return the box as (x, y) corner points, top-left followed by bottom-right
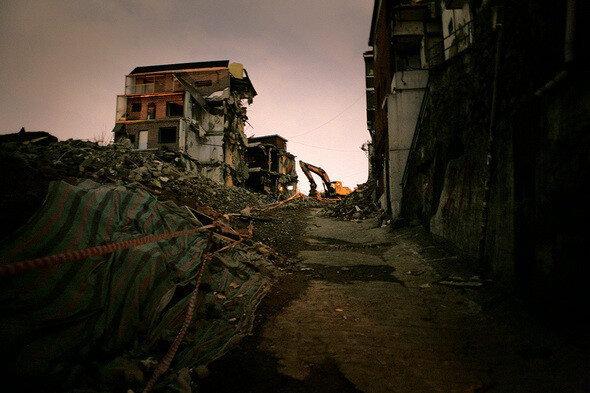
(246, 134), (298, 197)
(113, 60), (256, 186)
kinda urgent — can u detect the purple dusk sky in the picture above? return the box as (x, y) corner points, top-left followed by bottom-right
(0, 0), (374, 193)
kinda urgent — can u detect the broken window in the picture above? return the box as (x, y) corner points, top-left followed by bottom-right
(131, 102), (142, 112)
(166, 102), (184, 117)
(158, 127), (177, 144)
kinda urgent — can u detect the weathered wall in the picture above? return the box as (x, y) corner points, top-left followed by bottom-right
(402, 0), (590, 319)
(371, 0), (394, 207)
(125, 93), (185, 121)
(513, 67), (590, 320)
(387, 70), (428, 217)
(402, 38), (491, 261)
(124, 119), (181, 150)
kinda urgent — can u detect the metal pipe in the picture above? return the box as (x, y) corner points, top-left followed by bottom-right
(565, 0), (576, 64)
(533, 0), (575, 97)
(478, 6), (504, 272)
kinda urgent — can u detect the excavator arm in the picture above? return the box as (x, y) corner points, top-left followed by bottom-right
(299, 161), (351, 198)
(299, 161), (331, 197)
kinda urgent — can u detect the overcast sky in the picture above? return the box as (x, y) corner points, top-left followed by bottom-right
(0, 0), (373, 193)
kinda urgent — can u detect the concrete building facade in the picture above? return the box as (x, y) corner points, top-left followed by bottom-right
(366, 0), (589, 323)
(113, 60), (256, 186)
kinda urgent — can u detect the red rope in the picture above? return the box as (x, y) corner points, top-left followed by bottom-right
(142, 230), (215, 393)
(0, 224), (216, 277)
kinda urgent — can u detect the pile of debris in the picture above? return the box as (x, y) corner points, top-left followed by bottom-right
(0, 139), (275, 215)
(0, 179), (277, 392)
(322, 179), (382, 220)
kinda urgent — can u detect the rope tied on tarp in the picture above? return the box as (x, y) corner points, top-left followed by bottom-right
(0, 180), (276, 388)
(142, 229), (215, 393)
(0, 224), (217, 277)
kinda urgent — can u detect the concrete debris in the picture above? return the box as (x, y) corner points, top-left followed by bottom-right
(99, 357), (145, 392)
(322, 179), (383, 220)
(0, 138), (275, 215)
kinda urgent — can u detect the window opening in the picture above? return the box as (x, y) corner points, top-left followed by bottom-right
(159, 127), (177, 144)
(166, 102), (184, 117)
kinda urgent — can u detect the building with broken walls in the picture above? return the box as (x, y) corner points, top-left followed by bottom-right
(113, 60), (256, 186)
(246, 134), (298, 198)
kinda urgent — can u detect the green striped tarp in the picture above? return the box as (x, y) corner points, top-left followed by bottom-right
(0, 179), (274, 380)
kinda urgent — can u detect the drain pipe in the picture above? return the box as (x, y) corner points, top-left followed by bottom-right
(534, 0), (576, 97)
(478, 6), (504, 272)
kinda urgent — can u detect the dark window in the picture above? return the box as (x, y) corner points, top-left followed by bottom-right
(166, 102), (184, 117)
(128, 134), (136, 143)
(159, 127), (177, 144)
(131, 102), (142, 112)
(195, 80), (213, 87)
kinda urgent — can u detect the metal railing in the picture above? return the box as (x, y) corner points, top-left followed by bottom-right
(426, 19), (474, 67)
(124, 78), (183, 95)
(126, 83), (155, 95)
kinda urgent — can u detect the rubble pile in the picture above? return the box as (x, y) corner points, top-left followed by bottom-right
(322, 179), (382, 220)
(1, 139), (275, 214)
(0, 179), (278, 392)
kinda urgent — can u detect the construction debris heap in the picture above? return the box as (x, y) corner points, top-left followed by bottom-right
(0, 137), (289, 391)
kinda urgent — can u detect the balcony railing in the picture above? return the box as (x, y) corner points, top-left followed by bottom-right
(126, 83), (155, 95)
(124, 78), (183, 95)
(426, 19), (473, 67)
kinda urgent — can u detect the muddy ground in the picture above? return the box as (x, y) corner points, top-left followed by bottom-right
(201, 204), (366, 393)
(197, 204), (590, 393)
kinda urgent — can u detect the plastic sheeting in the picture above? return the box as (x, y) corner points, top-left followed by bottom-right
(0, 179), (275, 379)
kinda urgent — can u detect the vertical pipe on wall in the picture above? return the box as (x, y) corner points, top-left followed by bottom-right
(564, 0), (576, 65)
(478, 6), (504, 272)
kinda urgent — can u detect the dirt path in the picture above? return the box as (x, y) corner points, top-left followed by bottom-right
(199, 205), (590, 393)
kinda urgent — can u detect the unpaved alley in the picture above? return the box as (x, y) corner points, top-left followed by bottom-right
(201, 205), (590, 393)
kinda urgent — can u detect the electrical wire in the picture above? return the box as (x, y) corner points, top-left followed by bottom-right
(289, 140), (362, 153)
(289, 95), (364, 139)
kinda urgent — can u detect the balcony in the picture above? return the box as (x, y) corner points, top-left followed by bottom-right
(425, 19), (473, 67)
(124, 75), (184, 95)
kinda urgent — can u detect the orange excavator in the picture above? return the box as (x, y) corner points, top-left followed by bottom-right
(299, 161), (352, 198)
